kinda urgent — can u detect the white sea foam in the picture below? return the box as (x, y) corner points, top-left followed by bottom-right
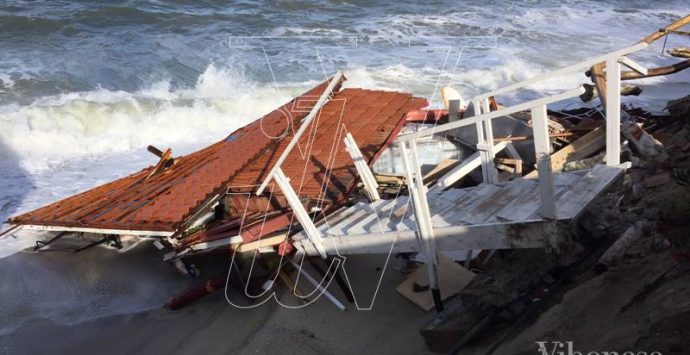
(0, 64), (297, 173)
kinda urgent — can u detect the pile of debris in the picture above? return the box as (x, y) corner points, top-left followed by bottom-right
(417, 17), (690, 353)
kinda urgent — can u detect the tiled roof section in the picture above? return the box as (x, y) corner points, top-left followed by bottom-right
(9, 79), (428, 233)
(8, 80), (333, 231)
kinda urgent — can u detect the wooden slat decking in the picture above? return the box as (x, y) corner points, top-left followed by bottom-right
(294, 164), (623, 256)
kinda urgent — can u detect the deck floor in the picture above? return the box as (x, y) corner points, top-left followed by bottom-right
(295, 164), (622, 254)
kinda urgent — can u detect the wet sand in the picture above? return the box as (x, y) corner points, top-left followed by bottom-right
(0, 242), (435, 355)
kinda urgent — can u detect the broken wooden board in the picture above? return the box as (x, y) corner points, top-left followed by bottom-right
(374, 173), (404, 186)
(236, 234), (287, 252)
(423, 158), (459, 185)
(145, 148), (173, 181)
(396, 254), (475, 311)
(525, 126), (605, 177)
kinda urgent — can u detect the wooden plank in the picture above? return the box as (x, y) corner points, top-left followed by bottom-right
(423, 159), (459, 186)
(442, 184), (501, 225)
(298, 220), (550, 256)
(639, 15), (690, 44)
(605, 59), (621, 166)
(326, 202), (379, 235)
(621, 59), (690, 80)
(497, 173), (580, 222)
(237, 234), (287, 252)
(429, 189), (472, 228)
(396, 254), (475, 311)
(346, 198), (402, 235)
(145, 148), (173, 181)
(438, 152), (481, 188)
(556, 165), (623, 219)
(375, 174), (404, 186)
(531, 105), (556, 219)
(525, 126), (606, 178)
(462, 179), (536, 224)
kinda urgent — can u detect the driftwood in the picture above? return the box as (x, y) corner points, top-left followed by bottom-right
(580, 84), (642, 102)
(587, 15), (690, 105)
(621, 59), (690, 80)
(667, 47), (690, 59)
(589, 62), (608, 105)
(639, 15), (690, 44)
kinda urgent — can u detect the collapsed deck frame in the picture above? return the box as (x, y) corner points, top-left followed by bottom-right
(283, 42), (649, 311)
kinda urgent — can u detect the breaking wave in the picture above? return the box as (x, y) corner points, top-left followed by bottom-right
(0, 64), (297, 173)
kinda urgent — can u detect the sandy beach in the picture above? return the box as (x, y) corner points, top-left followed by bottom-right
(0, 243), (435, 355)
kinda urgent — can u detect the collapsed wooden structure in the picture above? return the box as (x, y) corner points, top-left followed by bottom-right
(3, 16), (689, 313)
(5, 75), (428, 260)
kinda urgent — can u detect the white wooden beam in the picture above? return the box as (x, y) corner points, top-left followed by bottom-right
(296, 220), (549, 256)
(531, 105), (557, 220)
(436, 141), (510, 189)
(606, 59), (622, 166)
(618, 56), (648, 76)
(397, 87), (586, 142)
(274, 168), (328, 259)
(344, 133), (380, 202)
(257, 71), (344, 195)
(400, 140), (442, 309)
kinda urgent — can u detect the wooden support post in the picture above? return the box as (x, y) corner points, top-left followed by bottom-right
(274, 168), (327, 259)
(473, 100), (490, 184)
(400, 141), (443, 312)
(344, 133), (380, 202)
(605, 58), (622, 166)
(530, 105), (556, 220)
(442, 86), (462, 122)
(482, 98), (498, 184)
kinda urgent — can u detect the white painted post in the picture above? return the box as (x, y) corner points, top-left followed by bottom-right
(400, 141), (443, 311)
(274, 168), (328, 259)
(482, 98), (498, 183)
(530, 105), (556, 220)
(257, 71), (344, 195)
(343, 133), (380, 202)
(605, 59), (622, 166)
(473, 100), (490, 183)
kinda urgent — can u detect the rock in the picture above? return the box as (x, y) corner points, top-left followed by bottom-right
(632, 182), (646, 200)
(667, 94), (690, 119)
(644, 173), (672, 188)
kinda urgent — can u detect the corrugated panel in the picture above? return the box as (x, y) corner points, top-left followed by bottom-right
(9, 77), (428, 235)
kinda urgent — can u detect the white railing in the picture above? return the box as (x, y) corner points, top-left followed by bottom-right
(397, 42), (651, 310)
